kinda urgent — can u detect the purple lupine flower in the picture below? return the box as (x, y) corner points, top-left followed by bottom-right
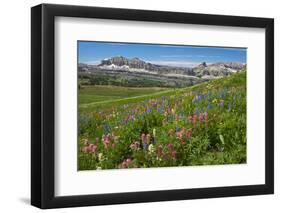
(195, 108), (200, 116)
(219, 100), (224, 108)
(143, 143), (148, 151)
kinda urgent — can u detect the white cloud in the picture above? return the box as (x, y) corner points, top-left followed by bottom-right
(80, 60), (100, 65)
(147, 60), (202, 68)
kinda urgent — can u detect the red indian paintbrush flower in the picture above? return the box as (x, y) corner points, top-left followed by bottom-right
(102, 134), (110, 149)
(176, 131), (183, 140)
(121, 158), (132, 168)
(193, 114), (197, 128)
(186, 128), (192, 138)
(171, 150), (177, 160)
(156, 145), (163, 158)
(83, 143), (98, 154)
(199, 113), (203, 124)
(167, 143), (174, 151)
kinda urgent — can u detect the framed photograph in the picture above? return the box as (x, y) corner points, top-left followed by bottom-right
(31, 3), (274, 209)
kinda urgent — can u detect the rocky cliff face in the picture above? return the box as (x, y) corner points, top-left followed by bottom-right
(98, 56), (194, 75)
(100, 56), (153, 70)
(193, 62), (245, 78)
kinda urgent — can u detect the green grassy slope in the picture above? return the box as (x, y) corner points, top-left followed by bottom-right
(78, 71), (246, 170)
(79, 86), (169, 105)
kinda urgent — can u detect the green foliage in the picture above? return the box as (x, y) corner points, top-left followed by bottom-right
(78, 71), (247, 170)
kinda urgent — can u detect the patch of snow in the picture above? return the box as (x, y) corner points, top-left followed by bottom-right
(99, 65), (159, 74)
(164, 73), (199, 79)
(228, 68), (237, 73)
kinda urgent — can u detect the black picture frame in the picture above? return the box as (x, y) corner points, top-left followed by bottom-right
(31, 3), (274, 209)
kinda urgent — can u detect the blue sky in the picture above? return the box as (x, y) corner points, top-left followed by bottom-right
(78, 41), (246, 67)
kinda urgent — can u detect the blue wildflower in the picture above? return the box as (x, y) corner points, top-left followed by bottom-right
(143, 143), (148, 151)
(195, 108), (200, 116)
(176, 127), (181, 132)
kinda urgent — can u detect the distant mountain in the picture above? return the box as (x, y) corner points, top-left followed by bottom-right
(78, 56), (246, 87)
(97, 56), (194, 76)
(193, 62), (245, 78)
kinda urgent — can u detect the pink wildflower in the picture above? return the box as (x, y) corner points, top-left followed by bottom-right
(176, 131), (183, 140)
(171, 150), (177, 160)
(121, 158), (132, 168)
(146, 134), (151, 143)
(102, 134), (110, 149)
(204, 111), (208, 122)
(83, 143), (98, 154)
(156, 145), (163, 158)
(193, 114), (197, 128)
(140, 134), (151, 148)
(167, 143), (174, 151)
(186, 128), (192, 138)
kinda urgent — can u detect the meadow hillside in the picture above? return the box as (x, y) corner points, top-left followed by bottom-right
(78, 71), (246, 170)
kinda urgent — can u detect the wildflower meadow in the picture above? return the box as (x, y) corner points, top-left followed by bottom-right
(78, 71), (247, 170)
